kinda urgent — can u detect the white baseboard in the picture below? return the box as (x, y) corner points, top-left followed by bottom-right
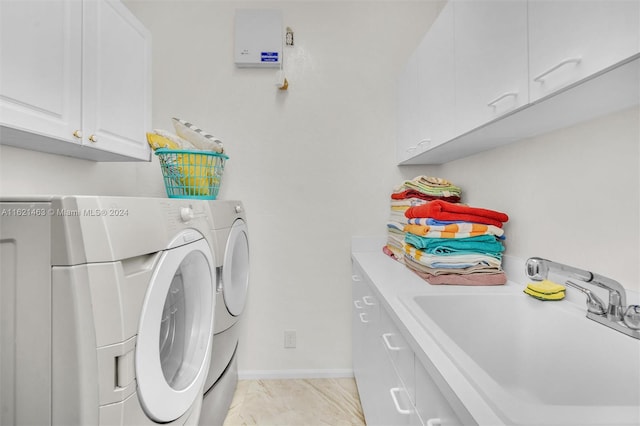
(238, 369), (354, 380)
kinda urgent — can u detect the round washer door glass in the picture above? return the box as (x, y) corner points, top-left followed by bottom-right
(136, 236), (215, 423)
(222, 218), (250, 316)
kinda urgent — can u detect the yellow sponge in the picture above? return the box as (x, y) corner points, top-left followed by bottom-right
(524, 287), (565, 301)
(524, 279), (566, 301)
(526, 279), (565, 294)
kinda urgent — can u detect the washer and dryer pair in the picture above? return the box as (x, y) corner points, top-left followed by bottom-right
(0, 196), (248, 426)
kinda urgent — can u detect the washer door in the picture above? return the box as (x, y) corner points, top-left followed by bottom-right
(222, 218), (250, 316)
(136, 236), (215, 423)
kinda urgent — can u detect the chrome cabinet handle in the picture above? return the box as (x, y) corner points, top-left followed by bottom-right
(487, 92), (518, 108)
(359, 312), (369, 323)
(389, 388), (412, 415)
(533, 57), (582, 82)
(352, 274), (361, 282)
(353, 300), (363, 309)
(426, 419), (442, 426)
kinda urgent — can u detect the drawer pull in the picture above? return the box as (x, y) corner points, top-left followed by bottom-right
(382, 333), (401, 351)
(426, 419), (442, 426)
(359, 312), (369, 323)
(352, 274), (362, 282)
(533, 57), (582, 82)
(353, 300), (363, 309)
(362, 296), (375, 306)
(389, 387), (412, 415)
(487, 91), (517, 108)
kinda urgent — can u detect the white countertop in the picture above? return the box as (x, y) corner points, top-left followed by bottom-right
(351, 236), (640, 425)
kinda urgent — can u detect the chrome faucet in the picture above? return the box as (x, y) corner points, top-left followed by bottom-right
(525, 257), (640, 339)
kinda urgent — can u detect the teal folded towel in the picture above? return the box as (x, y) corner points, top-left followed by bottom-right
(405, 234), (504, 258)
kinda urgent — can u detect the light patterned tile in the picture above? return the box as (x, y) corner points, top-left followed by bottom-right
(223, 378), (365, 426)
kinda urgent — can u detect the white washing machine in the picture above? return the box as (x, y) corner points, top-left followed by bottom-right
(199, 200), (250, 426)
(0, 196), (217, 425)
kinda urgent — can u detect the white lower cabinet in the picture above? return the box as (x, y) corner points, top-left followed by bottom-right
(352, 267), (464, 426)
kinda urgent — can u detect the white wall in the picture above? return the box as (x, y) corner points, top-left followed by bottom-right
(0, 0), (441, 375)
(440, 106), (640, 293)
(1, 0), (638, 377)
(121, 0), (445, 376)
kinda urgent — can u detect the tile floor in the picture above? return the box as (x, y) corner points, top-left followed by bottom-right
(222, 378), (365, 426)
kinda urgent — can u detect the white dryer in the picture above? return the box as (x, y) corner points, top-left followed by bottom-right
(0, 196), (217, 425)
(199, 200), (250, 426)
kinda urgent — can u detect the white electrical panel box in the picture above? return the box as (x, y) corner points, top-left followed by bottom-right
(235, 9), (283, 68)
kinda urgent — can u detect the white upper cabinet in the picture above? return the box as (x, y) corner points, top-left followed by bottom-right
(528, 0), (640, 102)
(417, 2), (455, 153)
(0, 0), (151, 162)
(453, 0), (528, 135)
(0, 1), (82, 145)
(396, 51), (421, 164)
(398, 0), (640, 165)
(397, 3), (455, 164)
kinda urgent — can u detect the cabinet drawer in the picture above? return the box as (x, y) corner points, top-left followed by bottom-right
(415, 360), (464, 426)
(380, 306), (415, 404)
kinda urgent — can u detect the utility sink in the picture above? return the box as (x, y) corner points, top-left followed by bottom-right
(402, 292), (640, 425)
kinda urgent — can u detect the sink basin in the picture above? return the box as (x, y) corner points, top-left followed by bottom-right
(402, 292), (640, 425)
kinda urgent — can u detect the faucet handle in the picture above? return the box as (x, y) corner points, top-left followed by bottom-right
(623, 305), (640, 330)
(565, 280), (607, 315)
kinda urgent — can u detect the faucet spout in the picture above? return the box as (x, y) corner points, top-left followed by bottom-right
(525, 257), (626, 320)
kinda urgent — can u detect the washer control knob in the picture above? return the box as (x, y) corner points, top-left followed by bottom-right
(180, 207), (194, 222)
(235, 204), (243, 213)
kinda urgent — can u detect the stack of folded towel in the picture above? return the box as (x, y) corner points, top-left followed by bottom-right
(385, 176), (462, 262)
(524, 280), (566, 300)
(402, 200), (509, 286)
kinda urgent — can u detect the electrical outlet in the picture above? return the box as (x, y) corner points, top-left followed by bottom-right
(284, 330), (296, 348)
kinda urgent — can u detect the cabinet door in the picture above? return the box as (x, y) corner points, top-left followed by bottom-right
(352, 271), (368, 391)
(380, 306), (415, 405)
(82, 0), (151, 160)
(352, 270), (380, 424)
(0, 0), (82, 143)
(454, 0), (528, 136)
(529, 0), (640, 102)
(416, 2), (455, 153)
(415, 360), (465, 426)
(396, 51), (420, 163)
